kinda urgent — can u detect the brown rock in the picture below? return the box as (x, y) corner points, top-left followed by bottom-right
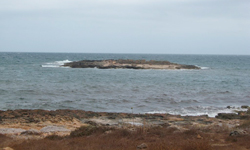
(63, 59), (200, 70)
(197, 134), (203, 139)
(168, 117), (184, 121)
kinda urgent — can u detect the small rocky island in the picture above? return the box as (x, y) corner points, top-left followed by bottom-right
(63, 59), (200, 69)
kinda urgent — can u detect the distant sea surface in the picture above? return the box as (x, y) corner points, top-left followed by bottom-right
(1, 52), (250, 117)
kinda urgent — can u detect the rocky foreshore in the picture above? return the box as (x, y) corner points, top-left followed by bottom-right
(0, 108), (250, 150)
(0, 108), (250, 137)
(63, 59), (200, 69)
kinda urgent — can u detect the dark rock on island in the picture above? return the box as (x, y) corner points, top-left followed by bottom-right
(63, 59), (200, 69)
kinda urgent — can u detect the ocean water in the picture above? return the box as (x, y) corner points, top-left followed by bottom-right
(0, 52), (250, 117)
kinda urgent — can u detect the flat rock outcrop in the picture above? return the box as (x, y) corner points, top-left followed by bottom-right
(63, 59), (200, 69)
(0, 108), (250, 150)
(1, 109), (250, 139)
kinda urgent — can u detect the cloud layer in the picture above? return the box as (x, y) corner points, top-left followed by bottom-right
(0, 0), (249, 54)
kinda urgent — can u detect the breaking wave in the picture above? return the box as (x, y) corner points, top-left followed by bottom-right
(200, 67), (210, 70)
(195, 65), (210, 70)
(41, 60), (72, 68)
(146, 106), (246, 117)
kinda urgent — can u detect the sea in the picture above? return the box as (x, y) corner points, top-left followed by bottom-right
(0, 52), (250, 117)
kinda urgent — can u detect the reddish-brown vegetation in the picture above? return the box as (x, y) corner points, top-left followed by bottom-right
(0, 123), (248, 150)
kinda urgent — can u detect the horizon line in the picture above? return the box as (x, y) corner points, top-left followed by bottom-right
(0, 51), (249, 56)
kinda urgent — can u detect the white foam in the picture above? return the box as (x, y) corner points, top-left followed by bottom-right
(145, 107), (245, 118)
(146, 110), (167, 114)
(200, 67), (210, 70)
(195, 65), (210, 70)
(42, 60), (72, 68)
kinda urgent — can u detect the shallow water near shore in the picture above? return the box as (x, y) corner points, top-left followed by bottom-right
(0, 52), (250, 117)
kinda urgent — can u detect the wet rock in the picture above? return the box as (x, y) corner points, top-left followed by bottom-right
(215, 113), (240, 119)
(137, 143), (148, 149)
(180, 65), (199, 69)
(241, 105), (249, 109)
(40, 126), (70, 133)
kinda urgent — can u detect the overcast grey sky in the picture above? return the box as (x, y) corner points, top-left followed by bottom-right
(0, 0), (249, 54)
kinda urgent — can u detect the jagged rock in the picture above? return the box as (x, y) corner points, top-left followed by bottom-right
(63, 59), (200, 70)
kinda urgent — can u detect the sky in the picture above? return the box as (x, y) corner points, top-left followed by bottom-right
(0, 0), (249, 55)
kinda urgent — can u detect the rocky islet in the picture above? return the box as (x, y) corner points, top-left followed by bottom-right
(63, 59), (200, 69)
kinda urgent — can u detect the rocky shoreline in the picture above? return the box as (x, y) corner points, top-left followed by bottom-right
(0, 108), (250, 137)
(63, 59), (200, 69)
(0, 108), (250, 149)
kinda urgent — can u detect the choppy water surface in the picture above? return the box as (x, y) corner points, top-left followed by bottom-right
(0, 52), (250, 117)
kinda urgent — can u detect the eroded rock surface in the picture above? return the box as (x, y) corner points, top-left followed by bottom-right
(40, 126), (70, 133)
(0, 109), (250, 139)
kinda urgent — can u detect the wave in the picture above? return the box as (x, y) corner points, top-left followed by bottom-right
(41, 60), (72, 68)
(145, 106), (245, 117)
(200, 67), (210, 70)
(146, 110), (168, 114)
(195, 65), (210, 70)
